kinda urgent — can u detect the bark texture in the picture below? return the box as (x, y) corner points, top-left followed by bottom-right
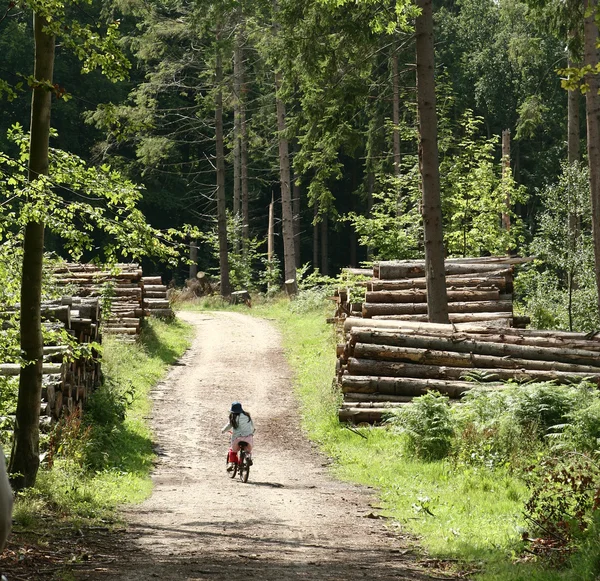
(584, 0), (600, 317)
(415, 0), (449, 323)
(215, 31), (230, 297)
(275, 71), (297, 293)
(10, 12), (55, 490)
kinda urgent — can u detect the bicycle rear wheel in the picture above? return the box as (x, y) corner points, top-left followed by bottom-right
(239, 454), (250, 483)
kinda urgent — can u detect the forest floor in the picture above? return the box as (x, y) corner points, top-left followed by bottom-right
(3, 311), (459, 581)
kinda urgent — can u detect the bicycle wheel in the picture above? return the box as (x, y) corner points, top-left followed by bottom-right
(239, 454), (250, 483)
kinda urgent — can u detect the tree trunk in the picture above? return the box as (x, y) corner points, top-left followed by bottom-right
(568, 34), (581, 165)
(392, 48), (401, 180)
(292, 142), (302, 268)
(215, 29), (230, 297)
(233, 33), (241, 222)
(267, 194), (275, 290)
(415, 0), (448, 323)
(320, 213), (329, 275)
(189, 240), (198, 280)
(568, 35), (581, 331)
(501, 129), (511, 231)
(275, 71), (297, 294)
(240, 36), (249, 244)
(584, 0), (600, 317)
(313, 201), (319, 270)
(9, 12), (55, 490)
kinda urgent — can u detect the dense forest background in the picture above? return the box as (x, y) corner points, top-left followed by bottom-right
(0, 0), (594, 333)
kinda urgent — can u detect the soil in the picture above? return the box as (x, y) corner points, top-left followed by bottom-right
(1, 311), (461, 581)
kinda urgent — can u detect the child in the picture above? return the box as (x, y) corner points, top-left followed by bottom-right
(221, 401), (255, 470)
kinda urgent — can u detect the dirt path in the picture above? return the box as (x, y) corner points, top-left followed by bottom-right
(71, 311), (454, 581)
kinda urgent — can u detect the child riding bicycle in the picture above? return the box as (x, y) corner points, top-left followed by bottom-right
(221, 401), (255, 471)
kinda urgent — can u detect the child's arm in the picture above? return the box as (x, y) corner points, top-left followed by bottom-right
(221, 421), (232, 434)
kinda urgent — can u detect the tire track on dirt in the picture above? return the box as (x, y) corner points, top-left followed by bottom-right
(74, 311), (454, 581)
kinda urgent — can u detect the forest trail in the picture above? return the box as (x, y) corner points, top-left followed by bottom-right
(72, 311), (453, 581)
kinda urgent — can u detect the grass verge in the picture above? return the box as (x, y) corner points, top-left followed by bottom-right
(12, 316), (193, 529)
(251, 297), (598, 581)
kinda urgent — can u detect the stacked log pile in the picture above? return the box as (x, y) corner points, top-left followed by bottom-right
(142, 276), (174, 318)
(334, 257), (530, 328)
(337, 318), (600, 423)
(0, 298), (102, 423)
(51, 263), (144, 339)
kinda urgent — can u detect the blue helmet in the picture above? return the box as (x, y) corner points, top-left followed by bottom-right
(230, 401), (243, 414)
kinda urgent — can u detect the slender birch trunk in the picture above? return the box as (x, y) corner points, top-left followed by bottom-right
(215, 28), (230, 297)
(275, 71), (297, 293)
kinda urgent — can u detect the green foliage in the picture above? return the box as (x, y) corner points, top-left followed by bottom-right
(516, 162), (598, 331)
(524, 453), (600, 563)
(12, 317), (193, 528)
(440, 110), (528, 256)
(344, 170), (422, 260)
(0, 124), (192, 266)
(451, 383), (596, 470)
(386, 392), (454, 460)
(200, 212), (270, 291)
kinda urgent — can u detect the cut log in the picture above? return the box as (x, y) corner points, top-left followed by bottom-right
(343, 318), (600, 346)
(363, 300), (513, 317)
(348, 330), (600, 366)
(343, 392), (416, 403)
(365, 288), (501, 303)
(370, 313), (513, 324)
(340, 374), (480, 397)
(344, 358), (600, 384)
(341, 401), (408, 410)
(0, 363), (63, 376)
(41, 305), (71, 326)
(376, 261), (516, 280)
(342, 268), (373, 276)
(143, 291), (167, 299)
(339, 408), (397, 423)
(102, 327), (138, 335)
(366, 274), (511, 292)
(142, 276), (163, 285)
(351, 343), (600, 373)
(143, 299), (170, 309)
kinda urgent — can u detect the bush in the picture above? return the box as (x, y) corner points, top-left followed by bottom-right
(523, 452), (600, 563)
(386, 392), (454, 460)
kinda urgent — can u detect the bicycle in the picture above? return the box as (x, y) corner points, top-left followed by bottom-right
(226, 441), (252, 483)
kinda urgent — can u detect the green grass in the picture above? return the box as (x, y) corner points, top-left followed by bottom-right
(250, 297), (598, 580)
(12, 316), (194, 529)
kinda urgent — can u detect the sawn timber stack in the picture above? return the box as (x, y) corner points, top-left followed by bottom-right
(334, 257), (531, 327)
(51, 263), (174, 338)
(0, 297), (102, 424)
(337, 318), (600, 423)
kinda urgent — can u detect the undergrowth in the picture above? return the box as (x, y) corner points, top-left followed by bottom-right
(11, 317), (193, 530)
(251, 295), (600, 581)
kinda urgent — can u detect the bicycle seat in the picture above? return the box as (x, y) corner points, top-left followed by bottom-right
(238, 441), (249, 448)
